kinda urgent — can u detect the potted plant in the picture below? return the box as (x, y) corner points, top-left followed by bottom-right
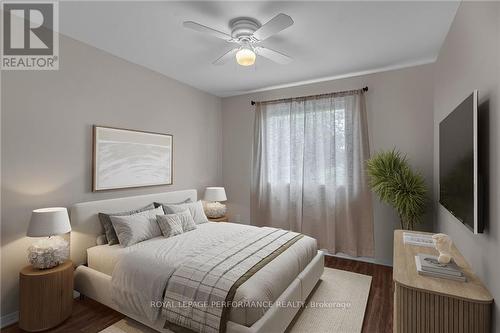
(366, 149), (427, 230)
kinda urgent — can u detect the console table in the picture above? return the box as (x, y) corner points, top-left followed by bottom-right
(393, 230), (493, 333)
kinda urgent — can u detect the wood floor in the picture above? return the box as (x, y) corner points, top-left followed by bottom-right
(324, 256), (393, 333)
(2, 298), (125, 333)
(3, 256), (393, 333)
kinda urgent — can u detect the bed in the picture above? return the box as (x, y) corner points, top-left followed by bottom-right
(70, 189), (324, 333)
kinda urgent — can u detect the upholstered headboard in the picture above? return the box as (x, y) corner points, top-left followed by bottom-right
(69, 189), (197, 266)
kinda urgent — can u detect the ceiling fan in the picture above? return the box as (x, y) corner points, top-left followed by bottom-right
(183, 13), (294, 67)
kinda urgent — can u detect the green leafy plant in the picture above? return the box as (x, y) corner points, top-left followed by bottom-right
(366, 149), (427, 230)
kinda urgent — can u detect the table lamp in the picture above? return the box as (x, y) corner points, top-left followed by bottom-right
(27, 207), (71, 269)
(204, 187), (227, 218)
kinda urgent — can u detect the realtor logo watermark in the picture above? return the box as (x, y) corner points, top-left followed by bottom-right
(1, 1), (59, 70)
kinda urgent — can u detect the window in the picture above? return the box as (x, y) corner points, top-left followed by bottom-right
(264, 99), (348, 187)
(252, 91), (374, 257)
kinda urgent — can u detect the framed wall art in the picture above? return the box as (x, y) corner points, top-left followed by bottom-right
(92, 126), (173, 191)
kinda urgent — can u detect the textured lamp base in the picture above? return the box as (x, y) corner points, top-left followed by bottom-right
(204, 202), (227, 218)
(27, 236), (69, 269)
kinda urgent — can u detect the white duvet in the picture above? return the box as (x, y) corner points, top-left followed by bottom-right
(106, 222), (317, 326)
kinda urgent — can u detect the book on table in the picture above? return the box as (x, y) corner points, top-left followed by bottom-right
(403, 232), (435, 247)
(415, 253), (466, 282)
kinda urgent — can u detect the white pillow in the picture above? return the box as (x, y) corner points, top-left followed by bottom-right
(96, 234), (107, 245)
(110, 206), (164, 247)
(177, 210), (197, 232)
(161, 200), (209, 225)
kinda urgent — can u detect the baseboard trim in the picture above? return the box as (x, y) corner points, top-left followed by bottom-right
(0, 311), (19, 329)
(323, 251), (393, 267)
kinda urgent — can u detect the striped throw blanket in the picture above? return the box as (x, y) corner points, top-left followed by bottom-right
(162, 227), (303, 333)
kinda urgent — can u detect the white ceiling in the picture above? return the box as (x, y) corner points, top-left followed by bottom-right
(59, 1), (459, 97)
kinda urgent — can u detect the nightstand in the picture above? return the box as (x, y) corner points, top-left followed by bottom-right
(208, 215), (229, 222)
(19, 260), (73, 332)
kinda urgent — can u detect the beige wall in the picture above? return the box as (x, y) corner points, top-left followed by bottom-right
(221, 64), (435, 265)
(0, 35), (222, 317)
(433, 2), (500, 330)
(4, 3), (497, 325)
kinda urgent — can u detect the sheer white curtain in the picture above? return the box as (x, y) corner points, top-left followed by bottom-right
(251, 91), (374, 257)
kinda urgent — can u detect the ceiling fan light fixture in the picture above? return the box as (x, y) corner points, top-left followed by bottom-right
(183, 14), (294, 66)
(236, 48), (256, 66)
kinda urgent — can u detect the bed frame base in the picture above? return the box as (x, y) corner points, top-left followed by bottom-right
(74, 250), (324, 333)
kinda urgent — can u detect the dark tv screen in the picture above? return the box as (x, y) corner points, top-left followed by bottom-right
(439, 92), (477, 232)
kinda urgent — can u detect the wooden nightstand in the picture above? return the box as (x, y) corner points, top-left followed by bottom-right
(208, 215), (229, 222)
(19, 260), (73, 332)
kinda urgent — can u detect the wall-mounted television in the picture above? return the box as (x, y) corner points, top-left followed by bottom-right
(439, 90), (483, 234)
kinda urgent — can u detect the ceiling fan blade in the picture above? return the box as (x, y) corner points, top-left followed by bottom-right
(183, 21), (232, 41)
(252, 13), (293, 41)
(213, 48), (238, 65)
(255, 46), (293, 64)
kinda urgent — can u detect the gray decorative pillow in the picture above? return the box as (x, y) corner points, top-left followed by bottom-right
(156, 214), (184, 238)
(153, 198), (192, 209)
(98, 203), (155, 245)
(110, 207), (164, 247)
(161, 200), (209, 225)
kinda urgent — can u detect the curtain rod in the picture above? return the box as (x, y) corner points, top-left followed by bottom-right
(250, 86), (368, 106)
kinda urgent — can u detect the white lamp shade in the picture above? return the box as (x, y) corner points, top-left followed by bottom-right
(27, 207), (72, 237)
(204, 187), (227, 202)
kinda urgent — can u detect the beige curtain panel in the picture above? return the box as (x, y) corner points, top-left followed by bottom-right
(251, 90), (374, 257)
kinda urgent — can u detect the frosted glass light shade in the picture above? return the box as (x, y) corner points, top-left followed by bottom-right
(236, 48), (256, 66)
(27, 207), (72, 237)
(204, 187), (227, 202)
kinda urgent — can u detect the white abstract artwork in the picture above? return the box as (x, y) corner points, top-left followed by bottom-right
(93, 126), (172, 191)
